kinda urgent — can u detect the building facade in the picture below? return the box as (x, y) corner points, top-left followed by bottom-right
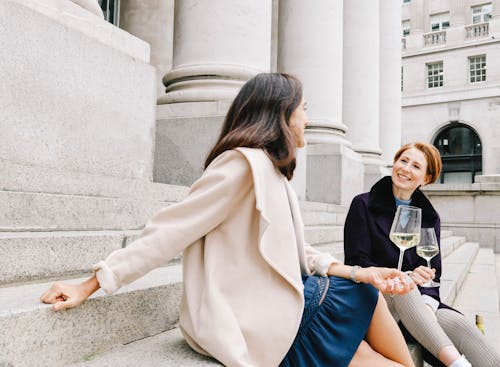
(402, 0), (500, 250)
(402, 0), (500, 183)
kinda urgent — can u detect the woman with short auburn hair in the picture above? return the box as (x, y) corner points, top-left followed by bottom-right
(344, 141), (500, 367)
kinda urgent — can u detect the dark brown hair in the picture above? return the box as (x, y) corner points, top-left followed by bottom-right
(393, 142), (442, 184)
(204, 73), (303, 180)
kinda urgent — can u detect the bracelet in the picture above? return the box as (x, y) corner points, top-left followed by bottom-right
(350, 265), (361, 283)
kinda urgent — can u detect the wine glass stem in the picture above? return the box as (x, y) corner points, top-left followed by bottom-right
(397, 249), (405, 271)
(427, 259), (431, 268)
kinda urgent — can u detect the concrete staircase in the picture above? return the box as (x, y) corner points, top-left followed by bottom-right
(0, 184), (495, 367)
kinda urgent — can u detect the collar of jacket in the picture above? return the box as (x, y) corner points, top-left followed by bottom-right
(368, 176), (438, 223)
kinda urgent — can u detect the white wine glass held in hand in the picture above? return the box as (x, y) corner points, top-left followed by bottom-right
(416, 227), (440, 287)
(389, 205), (422, 272)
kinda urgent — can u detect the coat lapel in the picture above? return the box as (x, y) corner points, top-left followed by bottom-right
(236, 148), (303, 294)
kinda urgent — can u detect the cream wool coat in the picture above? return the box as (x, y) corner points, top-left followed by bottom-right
(94, 148), (338, 367)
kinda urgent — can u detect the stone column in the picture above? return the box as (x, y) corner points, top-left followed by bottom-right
(278, 0), (347, 145)
(278, 0), (364, 205)
(379, 0), (402, 167)
(159, 0), (272, 104)
(119, 0), (175, 98)
(344, 0), (384, 190)
(154, 0), (273, 186)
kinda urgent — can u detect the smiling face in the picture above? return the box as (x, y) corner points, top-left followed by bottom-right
(289, 98), (308, 148)
(391, 147), (430, 200)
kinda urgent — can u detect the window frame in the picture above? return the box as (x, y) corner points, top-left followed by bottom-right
(427, 61), (444, 89)
(469, 54), (487, 84)
(472, 3), (492, 24)
(430, 12), (450, 32)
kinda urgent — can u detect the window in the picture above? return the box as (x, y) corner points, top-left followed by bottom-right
(402, 20), (411, 36)
(99, 0), (120, 26)
(472, 3), (492, 24)
(469, 55), (486, 83)
(427, 62), (443, 88)
(434, 124), (482, 183)
(430, 12), (450, 31)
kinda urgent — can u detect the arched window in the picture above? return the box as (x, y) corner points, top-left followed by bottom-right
(433, 123), (482, 183)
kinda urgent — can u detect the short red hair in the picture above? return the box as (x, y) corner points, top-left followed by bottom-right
(393, 142), (442, 184)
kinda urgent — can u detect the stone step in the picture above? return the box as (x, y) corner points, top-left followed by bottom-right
(301, 210), (346, 226)
(0, 230), (134, 285)
(0, 266), (183, 367)
(441, 235), (466, 259)
(68, 326), (421, 367)
(70, 328), (221, 367)
(441, 229), (453, 239)
(0, 222), (341, 285)
(440, 242), (480, 305)
(0, 189), (345, 232)
(452, 248), (500, 349)
(304, 225), (343, 245)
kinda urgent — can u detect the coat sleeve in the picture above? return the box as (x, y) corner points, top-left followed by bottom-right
(343, 195), (380, 268)
(93, 150), (253, 294)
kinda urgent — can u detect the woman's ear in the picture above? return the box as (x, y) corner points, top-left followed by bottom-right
(423, 174), (431, 185)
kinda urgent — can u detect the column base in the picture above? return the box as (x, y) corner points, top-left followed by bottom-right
(154, 102), (228, 186)
(306, 143), (364, 205)
(358, 151), (389, 191)
(160, 64), (261, 103)
(305, 129), (351, 146)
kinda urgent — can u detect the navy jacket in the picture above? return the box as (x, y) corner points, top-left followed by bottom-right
(344, 176), (448, 307)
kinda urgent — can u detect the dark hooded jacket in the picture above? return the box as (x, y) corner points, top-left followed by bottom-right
(344, 175), (449, 306)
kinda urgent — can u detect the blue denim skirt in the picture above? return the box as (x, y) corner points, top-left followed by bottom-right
(280, 275), (378, 367)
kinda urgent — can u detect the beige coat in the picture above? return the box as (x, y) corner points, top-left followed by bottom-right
(94, 148), (337, 367)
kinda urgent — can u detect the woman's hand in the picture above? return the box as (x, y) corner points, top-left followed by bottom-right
(356, 267), (415, 295)
(407, 265), (435, 286)
(40, 276), (100, 311)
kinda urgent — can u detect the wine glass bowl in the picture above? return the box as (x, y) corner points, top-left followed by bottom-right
(416, 228), (440, 287)
(389, 205), (422, 272)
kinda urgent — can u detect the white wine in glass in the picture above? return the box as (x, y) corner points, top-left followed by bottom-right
(389, 205), (422, 272)
(416, 227), (440, 287)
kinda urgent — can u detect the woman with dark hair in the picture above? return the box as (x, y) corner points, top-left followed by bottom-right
(344, 142), (500, 367)
(41, 73), (416, 367)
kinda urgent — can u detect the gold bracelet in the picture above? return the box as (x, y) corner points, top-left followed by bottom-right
(350, 265), (361, 283)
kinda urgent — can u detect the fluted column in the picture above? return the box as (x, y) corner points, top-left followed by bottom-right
(119, 0), (174, 98)
(379, 0), (402, 165)
(159, 0), (272, 104)
(278, 0), (348, 145)
(278, 0), (365, 204)
(344, 0), (381, 159)
(344, 0), (385, 189)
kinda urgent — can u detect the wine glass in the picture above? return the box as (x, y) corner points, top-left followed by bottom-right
(389, 205), (422, 272)
(416, 228), (440, 287)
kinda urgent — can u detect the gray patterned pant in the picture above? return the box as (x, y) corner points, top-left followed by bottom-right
(384, 287), (500, 367)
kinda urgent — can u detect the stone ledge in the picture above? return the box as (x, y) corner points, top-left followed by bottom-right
(0, 266), (183, 367)
(5, 0), (149, 62)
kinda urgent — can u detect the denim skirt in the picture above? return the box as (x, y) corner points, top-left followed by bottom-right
(280, 275), (378, 367)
